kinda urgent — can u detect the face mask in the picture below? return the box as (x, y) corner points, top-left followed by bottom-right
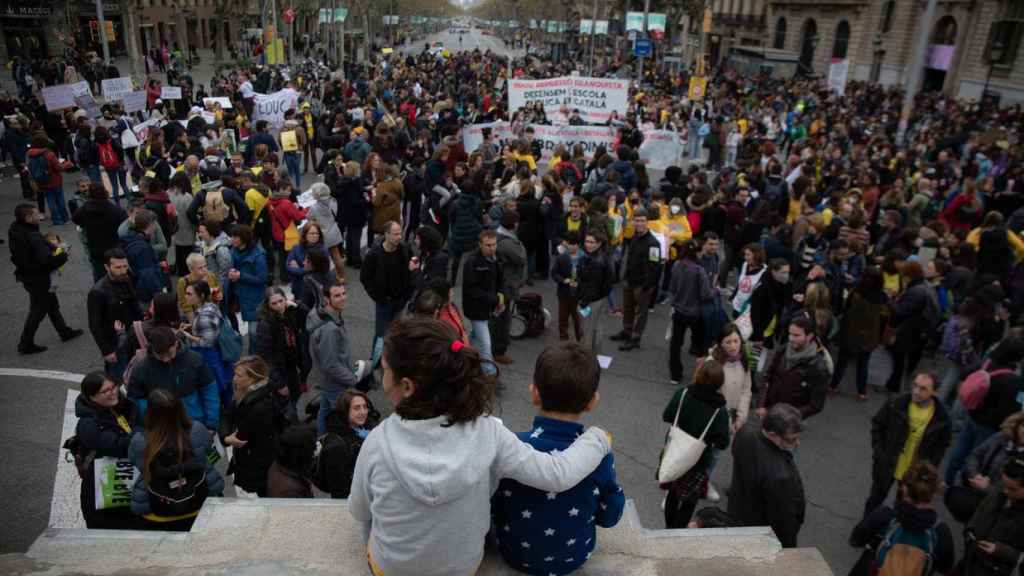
(773, 271), (790, 284)
(670, 205), (681, 215)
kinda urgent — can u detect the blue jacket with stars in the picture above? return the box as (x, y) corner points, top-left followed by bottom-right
(491, 416), (625, 575)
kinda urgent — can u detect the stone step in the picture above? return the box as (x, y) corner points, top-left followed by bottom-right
(0, 497), (833, 575)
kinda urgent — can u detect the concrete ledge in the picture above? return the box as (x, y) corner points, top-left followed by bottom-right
(2, 498), (832, 576)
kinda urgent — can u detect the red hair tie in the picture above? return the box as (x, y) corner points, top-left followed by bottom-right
(450, 340), (465, 353)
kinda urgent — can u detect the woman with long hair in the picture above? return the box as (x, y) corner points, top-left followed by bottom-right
(319, 390), (381, 498)
(129, 389), (224, 531)
(75, 371), (140, 529)
(255, 286), (306, 402)
(220, 356), (280, 497)
(659, 359), (732, 528)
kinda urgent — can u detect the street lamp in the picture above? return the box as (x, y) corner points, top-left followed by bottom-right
(984, 39), (1005, 97)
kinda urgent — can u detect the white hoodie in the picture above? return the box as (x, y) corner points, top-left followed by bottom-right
(349, 414), (611, 576)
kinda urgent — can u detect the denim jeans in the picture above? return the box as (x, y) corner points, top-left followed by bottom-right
(43, 186), (69, 225)
(945, 417), (999, 486)
(86, 165), (101, 184)
(105, 167), (128, 204)
(284, 152), (302, 191)
(317, 387), (342, 435)
(937, 359), (963, 405)
(469, 319), (496, 375)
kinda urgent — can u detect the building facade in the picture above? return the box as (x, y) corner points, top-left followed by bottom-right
(770, 0), (1024, 102)
(705, 0), (1024, 103)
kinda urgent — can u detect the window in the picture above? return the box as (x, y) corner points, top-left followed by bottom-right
(774, 17), (786, 49)
(986, 20), (1023, 66)
(881, 1), (895, 33)
(832, 20), (850, 59)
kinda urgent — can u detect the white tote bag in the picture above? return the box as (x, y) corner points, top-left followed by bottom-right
(657, 388), (720, 483)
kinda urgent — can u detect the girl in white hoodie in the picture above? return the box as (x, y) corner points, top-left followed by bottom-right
(350, 316), (612, 576)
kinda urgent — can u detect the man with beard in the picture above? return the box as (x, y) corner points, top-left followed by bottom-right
(87, 248), (144, 380)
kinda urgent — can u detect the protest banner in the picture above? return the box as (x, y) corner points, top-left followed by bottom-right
(203, 97), (233, 109)
(122, 91), (147, 114)
(253, 88), (299, 128)
(507, 76), (629, 124)
(75, 93), (102, 119)
(101, 77), (133, 101)
(41, 84), (76, 111)
(637, 130), (683, 171)
(828, 58), (850, 96)
(70, 80), (92, 98)
(93, 457), (137, 510)
(688, 76), (707, 101)
(161, 86), (182, 100)
(463, 122), (683, 171)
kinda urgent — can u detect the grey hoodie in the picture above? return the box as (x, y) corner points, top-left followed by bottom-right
(306, 306), (357, 392)
(349, 415), (612, 576)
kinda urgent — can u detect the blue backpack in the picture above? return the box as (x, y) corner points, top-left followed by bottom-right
(28, 154), (50, 184)
(871, 520), (936, 576)
(217, 314), (243, 363)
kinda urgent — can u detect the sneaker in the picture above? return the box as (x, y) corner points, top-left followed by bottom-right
(609, 331), (630, 342)
(857, 394), (868, 402)
(669, 379), (680, 386)
(706, 483), (721, 503)
(60, 328), (84, 342)
(618, 339), (639, 351)
(493, 355), (514, 365)
(609, 308), (623, 317)
(827, 387), (840, 397)
(18, 343), (47, 355)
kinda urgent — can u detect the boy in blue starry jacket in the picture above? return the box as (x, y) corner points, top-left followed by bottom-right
(491, 342), (625, 575)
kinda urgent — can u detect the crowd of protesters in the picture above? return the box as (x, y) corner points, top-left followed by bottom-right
(5, 31), (1024, 576)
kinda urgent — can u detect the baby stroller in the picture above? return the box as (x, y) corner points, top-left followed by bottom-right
(510, 292), (551, 339)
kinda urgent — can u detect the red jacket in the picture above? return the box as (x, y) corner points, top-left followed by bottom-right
(265, 197), (307, 243)
(27, 147), (64, 189)
(940, 193), (981, 233)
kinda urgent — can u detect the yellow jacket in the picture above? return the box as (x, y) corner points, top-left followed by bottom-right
(513, 152), (536, 172)
(245, 187), (268, 222)
(649, 214), (693, 259)
(966, 227), (1024, 262)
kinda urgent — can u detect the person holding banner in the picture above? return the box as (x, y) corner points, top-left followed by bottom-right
(74, 370), (141, 529)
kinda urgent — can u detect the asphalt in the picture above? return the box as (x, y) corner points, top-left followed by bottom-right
(0, 28), (959, 573)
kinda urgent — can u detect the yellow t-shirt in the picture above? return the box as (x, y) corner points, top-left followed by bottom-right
(786, 197), (801, 225)
(883, 272), (902, 296)
(894, 401), (935, 480)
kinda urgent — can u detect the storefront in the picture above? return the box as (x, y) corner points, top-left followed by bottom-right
(1, 2), (53, 60)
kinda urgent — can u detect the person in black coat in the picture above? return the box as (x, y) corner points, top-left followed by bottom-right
(8, 203), (83, 354)
(220, 356), (281, 497)
(610, 209), (662, 351)
(728, 403), (806, 548)
(75, 371), (141, 529)
(412, 225), (450, 296)
(330, 160), (368, 267)
(849, 462), (955, 576)
(320, 390), (380, 498)
(87, 248), (143, 378)
(862, 373), (952, 520)
(462, 230), (503, 373)
(254, 287), (307, 405)
(515, 180), (543, 279)
(72, 182), (129, 282)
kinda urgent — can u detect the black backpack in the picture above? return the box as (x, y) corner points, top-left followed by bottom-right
(147, 445), (209, 517)
(311, 432), (350, 496)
